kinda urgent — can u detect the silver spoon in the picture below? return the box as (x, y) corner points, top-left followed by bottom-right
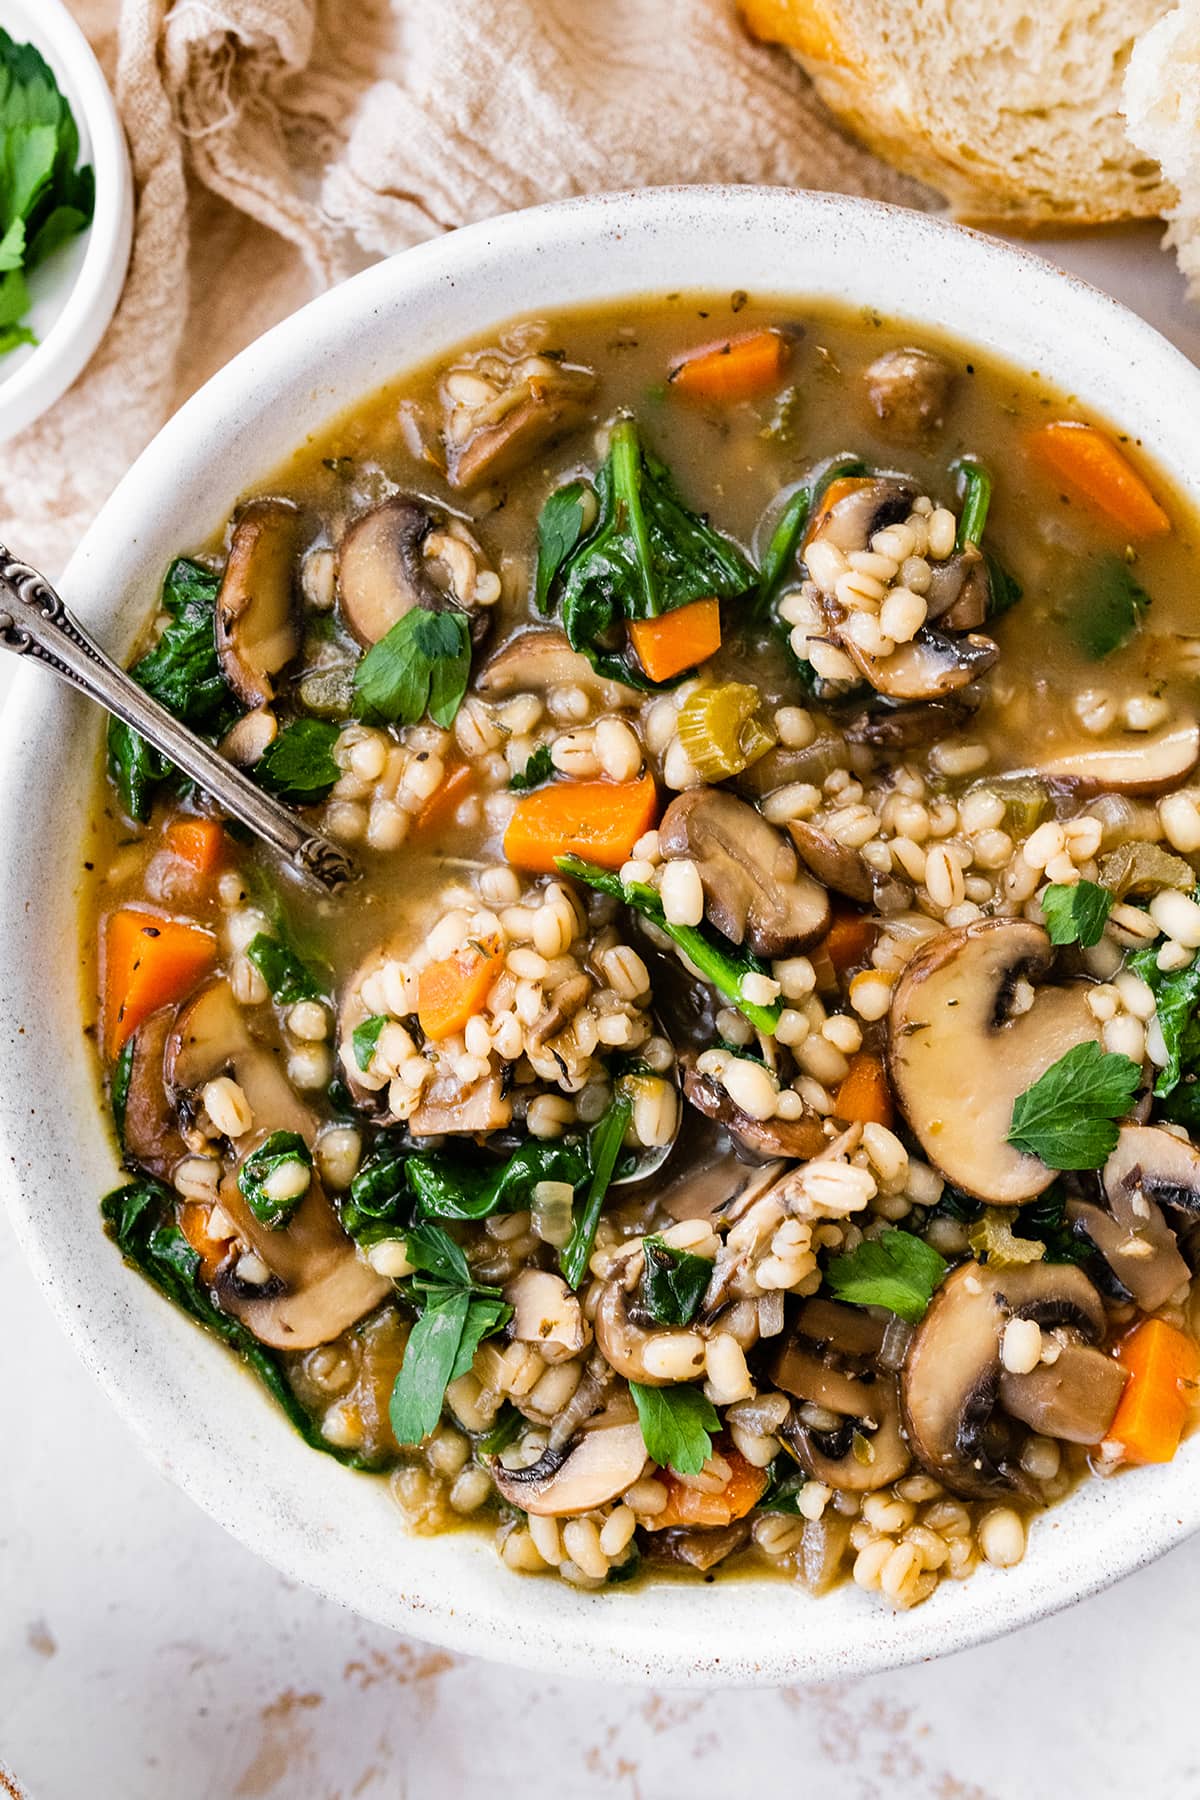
(0, 546), (357, 893)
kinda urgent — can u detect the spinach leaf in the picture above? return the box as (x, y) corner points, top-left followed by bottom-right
(1066, 554), (1151, 660)
(351, 1014), (389, 1073)
(639, 1234), (711, 1326)
(1007, 1041), (1141, 1169)
(246, 930), (324, 1005)
(535, 480), (590, 614)
(1129, 941), (1200, 1103)
(476, 1403), (524, 1455)
(340, 1138), (411, 1241)
(557, 854), (782, 1036)
(758, 1459), (808, 1515)
(1041, 879), (1113, 948)
(237, 1131), (312, 1228)
(102, 1178), (371, 1464)
(754, 457), (867, 621)
(107, 558), (238, 822)
(354, 606), (471, 727)
(547, 417), (753, 684)
(629, 1381), (719, 1476)
(951, 456), (1022, 618)
(110, 1036), (135, 1150)
(508, 744), (555, 792)
(256, 717), (341, 801)
(825, 1229), (948, 1324)
(560, 1095), (634, 1289)
(406, 1140), (589, 1223)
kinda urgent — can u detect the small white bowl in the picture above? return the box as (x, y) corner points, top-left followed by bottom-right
(0, 0), (132, 444)
(2, 188), (1200, 1686)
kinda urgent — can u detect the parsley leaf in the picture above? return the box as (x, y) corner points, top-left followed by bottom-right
(1066, 554), (1151, 660)
(354, 606), (471, 728)
(256, 717), (341, 802)
(387, 1222), (511, 1445)
(824, 1228), (948, 1324)
(0, 30), (95, 361)
(1007, 1041), (1141, 1169)
(237, 1132), (312, 1228)
(535, 480), (590, 614)
(639, 1235), (711, 1326)
(351, 1014), (389, 1072)
(630, 1382), (719, 1476)
(509, 743), (555, 792)
(1041, 879), (1113, 948)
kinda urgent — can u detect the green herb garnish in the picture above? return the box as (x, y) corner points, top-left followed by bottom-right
(1041, 879), (1113, 948)
(825, 1228), (948, 1324)
(508, 743), (555, 792)
(639, 1234), (711, 1327)
(351, 1014), (389, 1073)
(256, 717), (341, 802)
(535, 480), (590, 615)
(354, 606), (471, 727)
(1007, 1041), (1141, 1169)
(629, 1381), (719, 1476)
(387, 1222), (510, 1445)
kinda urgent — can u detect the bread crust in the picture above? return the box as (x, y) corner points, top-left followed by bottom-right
(739, 0), (1174, 227)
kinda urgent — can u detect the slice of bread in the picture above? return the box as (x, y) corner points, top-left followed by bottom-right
(1125, 4), (1200, 295)
(740, 0), (1175, 226)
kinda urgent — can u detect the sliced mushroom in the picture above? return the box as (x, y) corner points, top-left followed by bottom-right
(734, 736), (849, 800)
(1065, 1124), (1196, 1310)
(659, 790), (830, 959)
(773, 1299), (910, 1491)
(449, 362), (596, 490)
(999, 1343), (1127, 1444)
(923, 546), (989, 631)
(888, 919), (1103, 1205)
(655, 1146), (786, 1225)
(507, 1268), (590, 1363)
(336, 496), (441, 647)
(835, 621), (999, 702)
(901, 1260), (1109, 1498)
(787, 819), (874, 904)
(806, 475), (916, 555)
(477, 626), (637, 698)
(410, 1071), (512, 1137)
(120, 1007), (187, 1177)
(167, 979), (317, 1140)
(864, 347), (953, 439)
(681, 1056), (827, 1163)
(215, 499), (304, 708)
(220, 706), (278, 768)
(215, 1167), (389, 1351)
(842, 694), (979, 751)
(644, 1522), (751, 1570)
(1036, 719), (1200, 796)
(490, 1414), (647, 1516)
(1104, 1123), (1200, 1217)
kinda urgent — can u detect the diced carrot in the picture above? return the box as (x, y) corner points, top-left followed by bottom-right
(629, 599), (722, 684)
(1028, 422), (1171, 537)
(417, 934), (503, 1042)
(414, 761), (475, 835)
(668, 329), (790, 404)
(834, 1052), (894, 1130)
(822, 906), (877, 975)
(504, 771), (659, 875)
(804, 475), (874, 547)
(164, 817), (227, 878)
(653, 1449), (768, 1529)
(178, 1202), (228, 1284)
(1109, 1317), (1200, 1465)
(103, 909), (217, 1057)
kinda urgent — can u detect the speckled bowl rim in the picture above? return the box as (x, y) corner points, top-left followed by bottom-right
(3, 187), (1200, 1688)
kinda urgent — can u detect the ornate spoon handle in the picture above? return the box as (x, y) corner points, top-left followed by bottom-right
(0, 546), (358, 893)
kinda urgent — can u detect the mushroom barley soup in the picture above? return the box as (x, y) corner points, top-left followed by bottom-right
(88, 295), (1200, 1606)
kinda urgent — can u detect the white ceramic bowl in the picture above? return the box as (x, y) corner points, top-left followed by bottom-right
(3, 187), (1200, 1687)
(0, 0), (133, 443)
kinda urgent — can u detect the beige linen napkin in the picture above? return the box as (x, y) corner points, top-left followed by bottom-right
(2, 0), (930, 577)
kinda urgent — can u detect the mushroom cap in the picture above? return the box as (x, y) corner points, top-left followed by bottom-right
(807, 475), (916, 553)
(120, 1006), (188, 1178)
(772, 1299), (910, 1492)
(658, 789), (830, 959)
(167, 978), (318, 1140)
(901, 1259), (1108, 1498)
(1104, 1122), (1200, 1216)
(864, 347), (953, 439)
(1064, 1124), (1197, 1310)
(490, 1414), (647, 1516)
(888, 918), (1103, 1205)
(680, 1056), (827, 1163)
(1035, 719), (1200, 795)
(836, 623), (999, 702)
(448, 363), (596, 489)
(787, 818), (874, 904)
(336, 496), (441, 647)
(999, 1343), (1127, 1444)
(477, 626), (635, 698)
(506, 1268), (590, 1363)
(215, 498), (304, 708)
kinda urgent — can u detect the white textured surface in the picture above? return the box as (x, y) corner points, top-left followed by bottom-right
(4, 216), (1200, 1795)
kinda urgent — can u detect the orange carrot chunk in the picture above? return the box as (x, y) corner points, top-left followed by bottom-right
(503, 772), (659, 875)
(834, 1052), (894, 1130)
(822, 906), (878, 976)
(1109, 1317), (1200, 1465)
(103, 909), (217, 1057)
(417, 934), (503, 1042)
(668, 329), (789, 404)
(654, 1450), (768, 1529)
(164, 818), (227, 878)
(628, 599), (722, 683)
(1028, 422), (1171, 537)
(415, 761), (475, 835)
